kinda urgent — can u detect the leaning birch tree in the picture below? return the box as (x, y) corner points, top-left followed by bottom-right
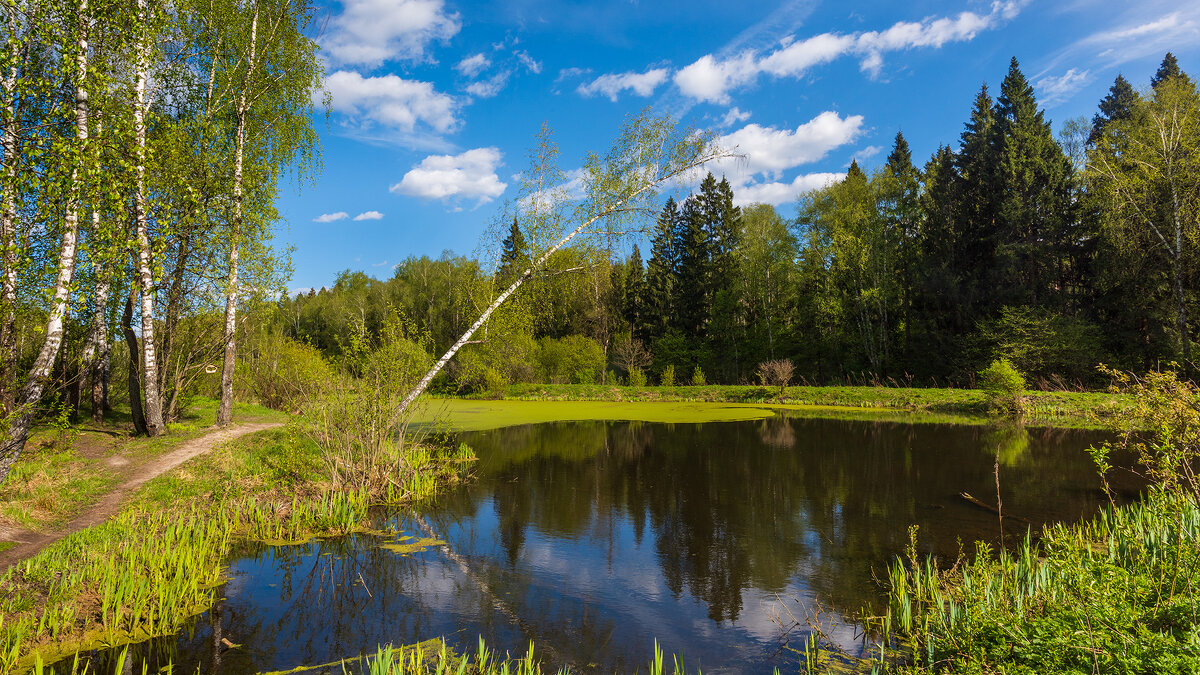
(130, 0), (167, 435)
(397, 111), (732, 414)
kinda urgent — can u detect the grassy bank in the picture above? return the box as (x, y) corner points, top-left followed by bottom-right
(873, 492), (1200, 674)
(474, 383), (1127, 428)
(0, 404), (473, 671)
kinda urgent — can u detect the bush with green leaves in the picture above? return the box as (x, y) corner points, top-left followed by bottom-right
(534, 335), (606, 384)
(236, 332), (333, 413)
(973, 306), (1104, 385)
(978, 357), (1027, 415)
(659, 364), (675, 387)
(691, 366), (706, 386)
(627, 367), (647, 387)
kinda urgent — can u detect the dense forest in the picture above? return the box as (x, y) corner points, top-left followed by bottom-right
(275, 54), (1200, 391)
(0, 0), (320, 482)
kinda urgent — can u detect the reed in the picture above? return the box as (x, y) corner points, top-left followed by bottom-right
(875, 490), (1200, 673)
(0, 426), (474, 671)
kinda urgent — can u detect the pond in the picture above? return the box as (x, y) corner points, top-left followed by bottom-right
(54, 413), (1137, 673)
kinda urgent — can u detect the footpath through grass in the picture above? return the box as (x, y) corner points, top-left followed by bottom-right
(0, 398), (286, 534)
(0, 398), (472, 671)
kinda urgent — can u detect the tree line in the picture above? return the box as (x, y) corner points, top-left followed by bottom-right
(0, 0), (321, 484)
(276, 54), (1199, 392)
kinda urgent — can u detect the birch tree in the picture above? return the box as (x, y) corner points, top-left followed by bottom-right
(1, 0), (94, 481)
(1090, 76), (1200, 361)
(201, 0), (320, 427)
(397, 111), (731, 414)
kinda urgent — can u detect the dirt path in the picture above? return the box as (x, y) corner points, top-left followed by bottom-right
(0, 422), (282, 570)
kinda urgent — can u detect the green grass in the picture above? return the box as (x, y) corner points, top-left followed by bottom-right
(0, 421), (473, 671)
(455, 383), (1128, 429)
(875, 491), (1200, 674)
(0, 398), (291, 533)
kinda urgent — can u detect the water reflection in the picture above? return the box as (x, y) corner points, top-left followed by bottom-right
(54, 417), (1134, 674)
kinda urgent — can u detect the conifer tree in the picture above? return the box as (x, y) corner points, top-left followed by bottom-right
(674, 193), (711, 337)
(623, 245), (646, 334)
(641, 198), (679, 342)
(1151, 52), (1184, 89)
(882, 131), (921, 357)
(497, 217), (527, 283)
(994, 57), (1075, 309)
(1089, 74), (1137, 144)
(952, 84), (1001, 317)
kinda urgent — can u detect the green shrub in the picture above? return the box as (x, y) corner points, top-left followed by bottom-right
(691, 366), (706, 386)
(237, 332), (333, 412)
(660, 365), (675, 387)
(535, 335), (605, 384)
(974, 306), (1104, 384)
(978, 357), (1027, 416)
(627, 367), (647, 387)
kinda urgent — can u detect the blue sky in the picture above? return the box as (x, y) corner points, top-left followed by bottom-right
(279, 0), (1200, 293)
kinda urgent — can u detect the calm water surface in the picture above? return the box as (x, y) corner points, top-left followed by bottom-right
(58, 415), (1135, 673)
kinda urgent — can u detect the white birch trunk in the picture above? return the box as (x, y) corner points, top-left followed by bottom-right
(0, 0), (89, 483)
(217, 6), (257, 427)
(133, 0), (165, 435)
(0, 2), (20, 414)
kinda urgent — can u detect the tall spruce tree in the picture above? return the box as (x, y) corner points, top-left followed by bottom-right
(497, 217), (528, 283)
(623, 245), (646, 334)
(641, 198), (679, 342)
(994, 57), (1075, 309)
(882, 131), (921, 358)
(1089, 74), (1137, 144)
(952, 84), (1002, 319)
(1152, 52), (1183, 89)
(673, 193), (711, 337)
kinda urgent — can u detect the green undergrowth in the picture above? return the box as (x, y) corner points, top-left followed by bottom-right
(872, 491), (1200, 674)
(0, 425), (474, 671)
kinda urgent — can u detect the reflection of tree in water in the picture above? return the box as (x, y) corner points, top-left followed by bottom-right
(462, 418), (1120, 620)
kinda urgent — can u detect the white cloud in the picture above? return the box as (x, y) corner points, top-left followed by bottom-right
(390, 148), (507, 206)
(758, 33), (856, 78)
(719, 107), (752, 127)
(314, 212), (349, 222)
(466, 71), (510, 98)
(556, 67), (591, 83)
(731, 173), (844, 207)
(456, 53), (490, 77)
(855, 145), (884, 160)
(323, 0), (460, 67)
(716, 111), (866, 179)
(676, 2), (1022, 103)
(577, 68), (670, 101)
(1036, 68), (1091, 106)
(323, 70), (458, 138)
(354, 211), (385, 221)
(674, 52), (758, 104)
(516, 50), (543, 74)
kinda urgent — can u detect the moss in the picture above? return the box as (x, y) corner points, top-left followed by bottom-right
(411, 398), (877, 432)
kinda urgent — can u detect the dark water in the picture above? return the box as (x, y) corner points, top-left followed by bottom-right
(56, 416), (1137, 673)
